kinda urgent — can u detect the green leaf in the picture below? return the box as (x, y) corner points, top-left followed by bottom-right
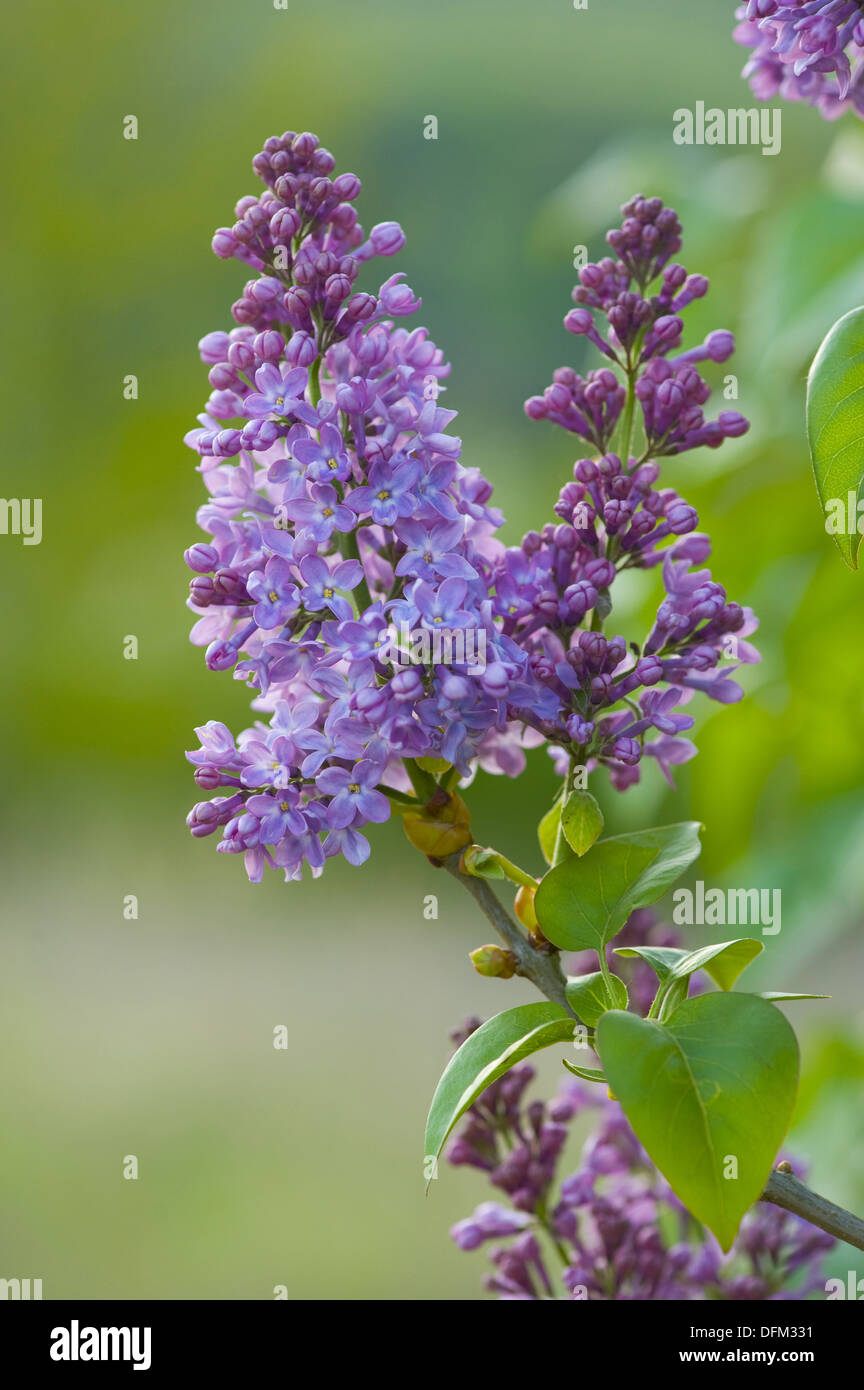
(806, 305), (864, 569)
(566, 971), (628, 1027)
(424, 1003), (574, 1176)
(614, 945), (689, 985)
(596, 994), (799, 1249)
(561, 789), (604, 856)
(538, 803), (562, 866)
(562, 1058), (607, 1084)
(755, 991), (830, 1002)
(615, 937), (763, 991)
(682, 938), (764, 991)
(535, 822), (702, 954)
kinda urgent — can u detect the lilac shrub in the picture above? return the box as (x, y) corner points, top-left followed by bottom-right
(182, 136), (850, 1286)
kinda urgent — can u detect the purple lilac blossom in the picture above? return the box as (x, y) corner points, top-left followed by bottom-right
(185, 149), (759, 878)
(734, 1), (864, 118)
(448, 914), (835, 1301)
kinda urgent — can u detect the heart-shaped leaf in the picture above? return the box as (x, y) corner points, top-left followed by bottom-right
(535, 822), (702, 954)
(565, 971), (628, 1027)
(806, 305), (864, 569)
(596, 994), (799, 1249)
(424, 1003), (574, 1177)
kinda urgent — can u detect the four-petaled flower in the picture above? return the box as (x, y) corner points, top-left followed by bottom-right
(315, 759), (391, 829)
(246, 556), (299, 629)
(298, 554), (364, 621)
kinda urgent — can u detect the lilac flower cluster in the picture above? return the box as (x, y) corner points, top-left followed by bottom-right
(184, 132), (524, 882)
(183, 146), (759, 877)
(492, 454), (760, 790)
(525, 195), (748, 456)
(515, 196), (758, 788)
(448, 916), (835, 1301)
(734, 1), (864, 118)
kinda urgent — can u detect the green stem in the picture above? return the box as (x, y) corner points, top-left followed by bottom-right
(309, 357), (321, 407)
(403, 758), (437, 803)
(344, 527), (374, 613)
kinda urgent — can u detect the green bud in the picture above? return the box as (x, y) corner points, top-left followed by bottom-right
(469, 945), (518, 978)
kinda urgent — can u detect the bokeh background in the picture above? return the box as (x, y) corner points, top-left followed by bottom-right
(3, 0), (864, 1299)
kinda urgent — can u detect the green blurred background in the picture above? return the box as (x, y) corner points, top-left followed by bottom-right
(2, 0), (864, 1299)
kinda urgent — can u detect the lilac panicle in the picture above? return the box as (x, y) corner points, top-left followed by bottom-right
(518, 196), (758, 790)
(448, 913), (835, 1301)
(734, 1), (864, 119)
(525, 194), (747, 457)
(184, 130), (516, 884)
(185, 152), (759, 880)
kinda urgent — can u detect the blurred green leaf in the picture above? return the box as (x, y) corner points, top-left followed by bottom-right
(806, 305), (864, 568)
(538, 802), (562, 866)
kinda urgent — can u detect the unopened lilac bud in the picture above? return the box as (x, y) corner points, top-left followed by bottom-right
(612, 737), (641, 765)
(213, 567), (246, 599)
(324, 272), (353, 303)
(335, 378), (370, 413)
(199, 331), (231, 364)
(189, 576), (216, 606)
(185, 542), (219, 573)
(565, 308), (594, 335)
(666, 501), (698, 534)
(635, 655), (663, 685)
(332, 172), (362, 200)
(370, 221), (406, 255)
(718, 410), (749, 437)
(269, 207), (300, 242)
(354, 685), (389, 722)
(228, 341), (255, 372)
(479, 662), (510, 697)
(206, 640), (238, 672)
(652, 315), (683, 345)
(292, 131), (319, 161)
(250, 276), (281, 304)
(187, 801), (221, 837)
(706, 330), (734, 362)
(285, 331), (318, 367)
(575, 458), (598, 483)
(208, 363), (237, 391)
(213, 429), (243, 457)
(194, 765), (224, 791)
(390, 667), (424, 700)
(441, 673), (470, 701)
(344, 291), (378, 323)
(211, 229), (238, 259)
(254, 330), (285, 361)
